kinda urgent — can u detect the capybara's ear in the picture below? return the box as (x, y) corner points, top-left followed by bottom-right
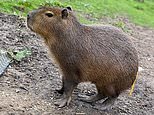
(66, 6), (72, 11)
(61, 9), (68, 19)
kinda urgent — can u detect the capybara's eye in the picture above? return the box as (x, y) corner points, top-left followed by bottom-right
(45, 13), (53, 17)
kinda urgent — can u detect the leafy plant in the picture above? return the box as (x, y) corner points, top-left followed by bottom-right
(8, 49), (31, 61)
(0, 49), (31, 75)
(113, 21), (131, 33)
(113, 21), (125, 29)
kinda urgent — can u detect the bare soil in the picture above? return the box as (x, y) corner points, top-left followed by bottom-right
(0, 13), (154, 115)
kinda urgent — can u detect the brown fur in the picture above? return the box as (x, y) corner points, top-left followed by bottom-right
(27, 7), (138, 107)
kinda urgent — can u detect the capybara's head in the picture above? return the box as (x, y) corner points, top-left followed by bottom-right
(27, 7), (77, 37)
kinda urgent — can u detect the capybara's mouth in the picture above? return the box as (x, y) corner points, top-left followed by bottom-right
(27, 22), (33, 31)
(27, 13), (34, 31)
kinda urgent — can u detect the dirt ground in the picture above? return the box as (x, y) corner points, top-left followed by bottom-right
(0, 13), (154, 115)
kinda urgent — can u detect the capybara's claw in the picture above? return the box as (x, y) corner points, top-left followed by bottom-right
(54, 97), (71, 108)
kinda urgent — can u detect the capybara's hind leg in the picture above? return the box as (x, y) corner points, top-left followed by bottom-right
(93, 85), (119, 110)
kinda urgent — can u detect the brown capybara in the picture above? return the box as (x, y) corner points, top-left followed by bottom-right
(27, 7), (138, 109)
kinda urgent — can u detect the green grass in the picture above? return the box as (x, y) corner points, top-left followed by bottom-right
(0, 0), (154, 27)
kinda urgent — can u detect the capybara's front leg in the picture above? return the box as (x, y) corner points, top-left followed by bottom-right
(54, 76), (78, 107)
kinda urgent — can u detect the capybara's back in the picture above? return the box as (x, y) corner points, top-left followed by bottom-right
(27, 7), (138, 109)
(76, 25), (138, 94)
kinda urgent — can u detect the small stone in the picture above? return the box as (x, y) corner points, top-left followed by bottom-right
(15, 89), (20, 93)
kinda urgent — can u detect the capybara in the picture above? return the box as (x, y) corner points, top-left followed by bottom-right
(27, 7), (138, 109)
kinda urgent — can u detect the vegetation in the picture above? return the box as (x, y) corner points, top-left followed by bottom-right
(0, 0), (154, 27)
(8, 49), (31, 61)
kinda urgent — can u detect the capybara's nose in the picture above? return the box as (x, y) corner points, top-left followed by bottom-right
(27, 11), (34, 20)
(27, 10), (38, 20)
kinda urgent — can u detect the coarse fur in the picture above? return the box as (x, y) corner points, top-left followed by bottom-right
(27, 7), (138, 108)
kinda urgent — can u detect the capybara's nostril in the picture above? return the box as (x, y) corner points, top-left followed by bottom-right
(27, 14), (30, 20)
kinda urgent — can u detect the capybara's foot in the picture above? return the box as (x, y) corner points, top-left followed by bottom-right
(54, 96), (72, 108)
(93, 97), (117, 111)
